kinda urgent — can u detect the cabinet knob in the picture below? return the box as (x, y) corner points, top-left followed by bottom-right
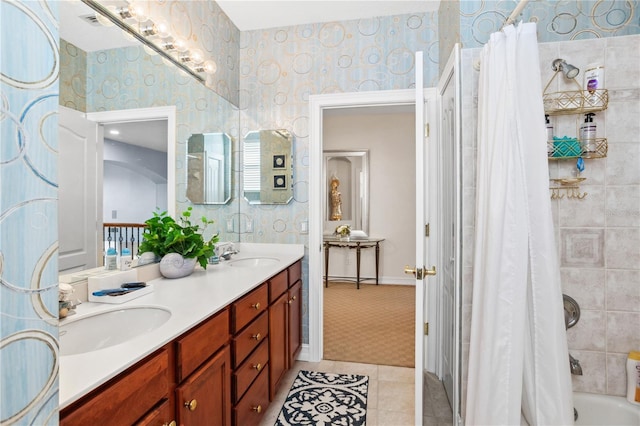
(184, 399), (197, 411)
(253, 363), (262, 371)
(251, 302), (261, 310)
(252, 333), (261, 341)
(287, 299), (292, 305)
(252, 405), (262, 414)
(163, 421), (177, 426)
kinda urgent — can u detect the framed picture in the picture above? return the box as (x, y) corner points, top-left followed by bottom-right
(273, 154), (286, 169)
(273, 174), (287, 189)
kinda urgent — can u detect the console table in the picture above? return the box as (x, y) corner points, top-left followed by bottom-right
(323, 237), (384, 289)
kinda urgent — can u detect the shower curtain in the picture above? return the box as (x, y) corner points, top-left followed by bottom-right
(466, 23), (573, 425)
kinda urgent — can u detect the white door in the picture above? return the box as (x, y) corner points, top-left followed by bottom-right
(437, 45), (462, 423)
(411, 51), (439, 424)
(58, 106), (100, 272)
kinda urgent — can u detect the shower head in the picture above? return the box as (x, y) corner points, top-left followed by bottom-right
(552, 59), (580, 79)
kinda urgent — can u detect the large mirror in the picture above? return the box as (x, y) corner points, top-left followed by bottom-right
(58, 1), (239, 277)
(187, 133), (232, 204)
(323, 150), (369, 236)
(242, 130), (293, 205)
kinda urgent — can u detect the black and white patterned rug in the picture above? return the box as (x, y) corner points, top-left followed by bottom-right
(275, 370), (369, 426)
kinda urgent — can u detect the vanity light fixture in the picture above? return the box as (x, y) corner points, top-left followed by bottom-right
(82, 0), (216, 83)
(552, 59), (580, 80)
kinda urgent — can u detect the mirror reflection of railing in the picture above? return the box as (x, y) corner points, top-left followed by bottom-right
(102, 223), (146, 260)
(242, 130), (293, 205)
(187, 133), (232, 204)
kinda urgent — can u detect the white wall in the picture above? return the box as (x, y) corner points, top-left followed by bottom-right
(323, 109), (415, 284)
(103, 140), (168, 223)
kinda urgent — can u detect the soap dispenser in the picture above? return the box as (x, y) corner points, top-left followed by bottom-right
(580, 113), (597, 154)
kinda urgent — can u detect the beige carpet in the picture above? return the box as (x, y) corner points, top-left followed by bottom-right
(323, 282), (415, 368)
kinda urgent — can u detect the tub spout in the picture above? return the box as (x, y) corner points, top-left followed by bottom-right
(569, 353), (583, 375)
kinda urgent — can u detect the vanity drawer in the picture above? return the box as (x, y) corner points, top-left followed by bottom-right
(232, 284), (268, 333)
(232, 311), (268, 367)
(233, 337), (269, 403)
(233, 367), (270, 426)
(269, 270), (288, 303)
(61, 348), (169, 426)
(289, 260), (302, 286)
(176, 308), (230, 381)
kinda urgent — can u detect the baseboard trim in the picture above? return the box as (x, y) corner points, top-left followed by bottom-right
(297, 344), (311, 362)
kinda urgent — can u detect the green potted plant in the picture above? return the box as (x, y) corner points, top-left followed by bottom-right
(139, 207), (219, 278)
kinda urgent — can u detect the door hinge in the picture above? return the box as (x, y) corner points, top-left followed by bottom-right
(425, 123), (430, 138)
(424, 322), (429, 335)
(425, 223), (430, 237)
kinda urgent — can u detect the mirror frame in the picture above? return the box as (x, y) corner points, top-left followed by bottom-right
(323, 150), (369, 236)
(186, 132), (232, 205)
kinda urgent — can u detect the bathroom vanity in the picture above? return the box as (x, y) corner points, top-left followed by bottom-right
(59, 243), (304, 426)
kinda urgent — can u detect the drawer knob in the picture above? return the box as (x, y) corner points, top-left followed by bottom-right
(163, 421), (177, 426)
(251, 302), (261, 310)
(184, 399), (197, 411)
(252, 333), (261, 341)
(252, 405), (262, 414)
(291, 295), (296, 301)
(253, 363), (262, 371)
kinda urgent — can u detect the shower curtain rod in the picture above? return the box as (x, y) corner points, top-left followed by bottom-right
(474, 0), (531, 70)
(501, 0), (530, 29)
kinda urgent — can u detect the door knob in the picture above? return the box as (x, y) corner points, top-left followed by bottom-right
(404, 265), (436, 280)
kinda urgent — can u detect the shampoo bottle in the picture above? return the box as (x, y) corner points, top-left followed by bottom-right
(545, 115), (554, 156)
(580, 113), (597, 154)
(584, 64), (605, 107)
(105, 247), (117, 270)
(120, 248), (132, 271)
(628, 351), (640, 405)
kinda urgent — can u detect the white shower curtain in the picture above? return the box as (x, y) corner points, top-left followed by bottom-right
(466, 23), (574, 426)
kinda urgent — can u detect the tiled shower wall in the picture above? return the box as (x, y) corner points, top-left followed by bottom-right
(460, 35), (640, 414)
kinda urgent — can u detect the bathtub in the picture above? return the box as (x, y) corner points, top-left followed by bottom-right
(573, 392), (640, 426)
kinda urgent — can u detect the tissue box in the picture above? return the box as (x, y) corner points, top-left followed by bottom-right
(88, 270), (153, 304)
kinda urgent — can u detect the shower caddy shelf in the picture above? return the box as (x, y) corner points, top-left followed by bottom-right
(543, 75), (609, 200)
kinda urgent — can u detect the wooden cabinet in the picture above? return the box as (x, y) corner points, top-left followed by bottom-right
(60, 259), (303, 426)
(231, 284), (270, 425)
(269, 260), (303, 399)
(60, 349), (170, 426)
(175, 346), (232, 426)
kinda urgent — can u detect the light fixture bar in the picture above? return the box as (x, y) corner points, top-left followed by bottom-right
(80, 0), (204, 83)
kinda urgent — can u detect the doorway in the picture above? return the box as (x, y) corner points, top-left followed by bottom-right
(321, 105), (416, 368)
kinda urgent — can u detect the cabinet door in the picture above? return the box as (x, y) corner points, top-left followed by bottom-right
(233, 368), (270, 426)
(176, 346), (232, 426)
(288, 280), (302, 365)
(135, 399), (172, 426)
(268, 291), (288, 400)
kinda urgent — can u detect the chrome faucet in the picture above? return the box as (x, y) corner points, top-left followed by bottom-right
(569, 354), (583, 375)
(220, 248), (239, 261)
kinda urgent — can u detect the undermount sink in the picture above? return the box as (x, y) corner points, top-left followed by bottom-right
(60, 306), (171, 356)
(227, 257), (280, 267)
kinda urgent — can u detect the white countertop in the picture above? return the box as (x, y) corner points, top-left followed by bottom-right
(59, 243), (304, 409)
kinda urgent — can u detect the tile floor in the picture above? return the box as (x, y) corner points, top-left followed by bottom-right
(259, 360), (453, 426)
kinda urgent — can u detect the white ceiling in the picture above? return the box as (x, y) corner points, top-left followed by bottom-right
(217, 1), (440, 31)
(103, 120), (168, 152)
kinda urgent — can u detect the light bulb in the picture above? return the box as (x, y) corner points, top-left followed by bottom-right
(140, 22), (157, 36)
(155, 18), (170, 38)
(191, 49), (204, 64)
(173, 38), (188, 52)
(128, 1), (147, 22)
(203, 60), (217, 75)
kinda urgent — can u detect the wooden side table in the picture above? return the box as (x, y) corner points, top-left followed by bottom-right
(323, 237), (384, 289)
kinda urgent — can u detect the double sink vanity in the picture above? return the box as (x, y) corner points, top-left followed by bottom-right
(59, 243), (304, 426)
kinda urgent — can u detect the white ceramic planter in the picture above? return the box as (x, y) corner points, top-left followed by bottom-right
(159, 253), (197, 279)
